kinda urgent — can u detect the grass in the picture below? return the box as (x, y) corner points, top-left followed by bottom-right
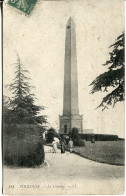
(73, 140), (125, 166)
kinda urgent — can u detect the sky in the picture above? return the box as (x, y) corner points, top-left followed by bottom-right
(3, 0), (125, 137)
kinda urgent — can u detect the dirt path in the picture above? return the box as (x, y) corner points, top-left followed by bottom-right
(3, 146), (124, 195)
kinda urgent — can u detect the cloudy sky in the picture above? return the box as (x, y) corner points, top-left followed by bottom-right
(3, 0), (124, 137)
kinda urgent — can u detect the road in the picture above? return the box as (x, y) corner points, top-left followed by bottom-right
(3, 146), (124, 195)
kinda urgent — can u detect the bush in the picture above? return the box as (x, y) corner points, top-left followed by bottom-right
(70, 128), (85, 147)
(46, 128), (60, 143)
(69, 128), (78, 141)
(3, 124), (45, 167)
(73, 139), (85, 147)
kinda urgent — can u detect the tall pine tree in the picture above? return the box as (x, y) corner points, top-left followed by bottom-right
(4, 55), (47, 125)
(90, 32), (124, 110)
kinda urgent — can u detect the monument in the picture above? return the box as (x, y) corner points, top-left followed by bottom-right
(59, 17), (83, 134)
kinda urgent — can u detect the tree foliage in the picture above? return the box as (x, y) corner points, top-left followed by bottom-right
(46, 128), (60, 143)
(70, 128), (85, 146)
(4, 55), (47, 125)
(90, 32), (125, 110)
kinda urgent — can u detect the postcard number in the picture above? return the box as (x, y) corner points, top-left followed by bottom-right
(9, 185), (14, 188)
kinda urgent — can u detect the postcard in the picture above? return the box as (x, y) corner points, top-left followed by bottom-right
(3, 0), (125, 194)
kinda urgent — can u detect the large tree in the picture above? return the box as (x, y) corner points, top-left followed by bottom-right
(4, 55), (47, 125)
(90, 32), (124, 110)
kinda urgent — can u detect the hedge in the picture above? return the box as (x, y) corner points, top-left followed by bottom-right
(79, 134), (118, 141)
(3, 124), (45, 167)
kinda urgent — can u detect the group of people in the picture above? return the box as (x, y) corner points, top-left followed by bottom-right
(52, 137), (74, 154)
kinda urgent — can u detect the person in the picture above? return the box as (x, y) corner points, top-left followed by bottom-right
(91, 134), (95, 143)
(60, 138), (66, 154)
(54, 137), (59, 144)
(68, 138), (74, 153)
(52, 139), (58, 153)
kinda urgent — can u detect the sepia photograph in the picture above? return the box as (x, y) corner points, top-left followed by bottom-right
(2, 0), (125, 194)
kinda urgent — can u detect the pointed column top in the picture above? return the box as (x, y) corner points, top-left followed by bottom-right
(66, 17), (75, 28)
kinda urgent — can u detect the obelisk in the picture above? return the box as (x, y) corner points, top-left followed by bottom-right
(59, 17), (83, 134)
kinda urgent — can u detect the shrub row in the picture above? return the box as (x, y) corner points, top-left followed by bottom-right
(3, 124), (45, 167)
(79, 134), (118, 141)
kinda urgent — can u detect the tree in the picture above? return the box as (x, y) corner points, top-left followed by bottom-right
(46, 128), (59, 143)
(70, 127), (85, 146)
(4, 55), (47, 125)
(70, 127), (80, 140)
(90, 32), (124, 110)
